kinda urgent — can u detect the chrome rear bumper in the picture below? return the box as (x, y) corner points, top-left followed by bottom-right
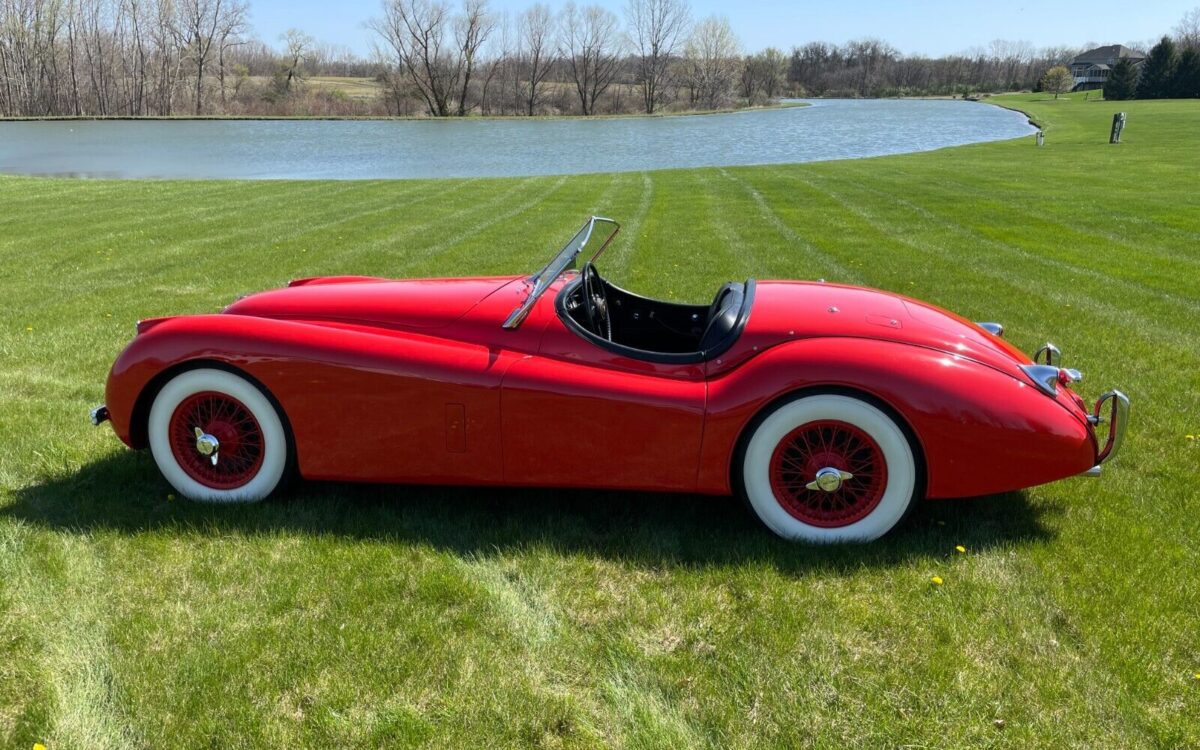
(1080, 389), (1130, 477)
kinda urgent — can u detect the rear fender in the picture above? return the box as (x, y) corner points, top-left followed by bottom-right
(701, 338), (1096, 498)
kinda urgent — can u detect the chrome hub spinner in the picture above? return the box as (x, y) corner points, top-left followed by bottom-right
(193, 427), (220, 466)
(806, 467), (854, 493)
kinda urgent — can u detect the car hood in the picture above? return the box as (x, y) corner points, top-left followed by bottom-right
(746, 281), (1033, 374)
(224, 275), (521, 330)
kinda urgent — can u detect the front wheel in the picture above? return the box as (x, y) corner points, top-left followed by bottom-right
(147, 368), (290, 503)
(739, 393), (919, 543)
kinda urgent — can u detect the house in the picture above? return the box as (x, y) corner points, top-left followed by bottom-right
(1069, 45), (1145, 91)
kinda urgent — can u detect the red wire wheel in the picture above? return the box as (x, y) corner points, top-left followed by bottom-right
(168, 391), (265, 490)
(768, 419), (888, 528)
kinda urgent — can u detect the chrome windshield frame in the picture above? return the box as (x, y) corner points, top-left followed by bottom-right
(502, 216), (620, 330)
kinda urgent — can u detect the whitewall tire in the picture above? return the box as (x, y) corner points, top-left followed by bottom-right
(740, 393), (918, 543)
(147, 368), (289, 503)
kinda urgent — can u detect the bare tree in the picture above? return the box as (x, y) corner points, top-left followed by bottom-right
(1176, 6), (1200, 50)
(369, 0), (457, 115)
(454, 0), (492, 115)
(177, 0), (248, 114)
(278, 28), (313, 92)
(683, 15), (738, 109)
(742, 46), (786, 102)
(216, 4), (249, 105)
(478, 11), (513, 114)
(625, 0), (689, 113)
(369, 0), (492, 116)
(559, 2), (620, 115)
(516, 2), (553, 115)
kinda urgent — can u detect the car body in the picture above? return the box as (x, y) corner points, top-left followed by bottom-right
(92, 217), (1129, 542)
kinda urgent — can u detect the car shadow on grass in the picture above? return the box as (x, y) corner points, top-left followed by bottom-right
(4, 451), (1058, 575)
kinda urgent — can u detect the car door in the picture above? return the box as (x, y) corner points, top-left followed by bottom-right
(500, 303), (707, 492)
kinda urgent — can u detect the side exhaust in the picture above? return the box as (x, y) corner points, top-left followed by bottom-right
(90, 405), (110, 426)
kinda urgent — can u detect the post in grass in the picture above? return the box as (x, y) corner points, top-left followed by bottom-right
(1110, 112), (1126, 144)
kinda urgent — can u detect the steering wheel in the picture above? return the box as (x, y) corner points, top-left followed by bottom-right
(580, 262), (612, 341)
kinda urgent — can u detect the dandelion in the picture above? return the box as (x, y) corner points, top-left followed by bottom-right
(955, 545), (966, 554)
(1187, 435), (1196, 441)
(167, 493), (176, 501)
(930, 576), (944, 586)
(26, 326), (33, 331)
(34, 744), (46, 750)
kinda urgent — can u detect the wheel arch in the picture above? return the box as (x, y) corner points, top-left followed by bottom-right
(129, 359), (295, 465)
(728, 384), (929, 506)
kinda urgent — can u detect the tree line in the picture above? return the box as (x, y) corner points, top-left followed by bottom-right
(3, 0), (1199, 117)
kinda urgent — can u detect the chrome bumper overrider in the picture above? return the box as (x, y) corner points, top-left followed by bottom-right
(90, 405), (109, 426)
(1081, 389), (1130, 477)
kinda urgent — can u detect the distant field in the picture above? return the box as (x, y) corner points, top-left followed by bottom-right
(306, 75), (387, 100)
(1, 93), (1198, 748)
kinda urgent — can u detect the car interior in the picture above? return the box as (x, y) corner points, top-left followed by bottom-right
(558, 262), (754, 361)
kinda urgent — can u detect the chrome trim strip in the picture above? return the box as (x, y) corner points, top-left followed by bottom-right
(1094, 389), (1130, 464)
(1079, 465), (1102, 477)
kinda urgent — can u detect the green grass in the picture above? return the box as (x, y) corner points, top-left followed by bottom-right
(1, 92), (1198, 748)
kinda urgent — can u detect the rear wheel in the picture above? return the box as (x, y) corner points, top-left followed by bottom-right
(739, 393), (918, 542)
(148, 368), (289, 503)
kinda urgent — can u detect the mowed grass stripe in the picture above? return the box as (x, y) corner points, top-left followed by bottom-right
(335, 176), (548, 267)
(783, 166), (1200, 360)
(850, 166), (1200, 259)
(715, 167), (862, 284)
(819, 165), (1200, 305)
(598, 172), (655, 282)
(0, 178), (273, 253)
(449, 172), (634, 276)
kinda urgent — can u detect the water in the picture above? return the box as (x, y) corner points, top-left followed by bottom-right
(0, 99), (1035, 180)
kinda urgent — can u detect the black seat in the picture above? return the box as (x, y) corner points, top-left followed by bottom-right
(698, 282), (745, 353)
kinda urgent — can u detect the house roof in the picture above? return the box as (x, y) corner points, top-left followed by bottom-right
(1071, 45), (1144, 65)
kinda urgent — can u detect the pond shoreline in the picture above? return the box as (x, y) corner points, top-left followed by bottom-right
(0, 100), (805, 123)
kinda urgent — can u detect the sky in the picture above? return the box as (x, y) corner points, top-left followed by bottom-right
(246, 0), (1196, 57)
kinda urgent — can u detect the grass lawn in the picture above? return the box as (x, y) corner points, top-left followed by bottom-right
(1, 92), (1198, 748)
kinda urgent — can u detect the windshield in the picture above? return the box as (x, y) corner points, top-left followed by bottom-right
(502, 216), (619, 329)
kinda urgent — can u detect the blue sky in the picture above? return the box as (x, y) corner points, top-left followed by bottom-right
(246, 0), (1196, 57)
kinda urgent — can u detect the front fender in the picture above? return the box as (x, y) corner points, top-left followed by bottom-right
(104, 313), (517, 485)
(105, 314), (324, 447)
(699, 338), (1097, 498)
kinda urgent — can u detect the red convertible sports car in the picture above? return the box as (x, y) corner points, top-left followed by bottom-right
(92, 217), (1128, 542)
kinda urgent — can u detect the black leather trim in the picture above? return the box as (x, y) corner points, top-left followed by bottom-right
(555, 277), (755, 364)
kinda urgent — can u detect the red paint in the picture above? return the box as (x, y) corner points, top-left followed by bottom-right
(102, 272), (1105, 501)
(769, 420), (887, 527)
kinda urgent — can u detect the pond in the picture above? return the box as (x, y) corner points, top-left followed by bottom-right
(0, 99), (1035, 179)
